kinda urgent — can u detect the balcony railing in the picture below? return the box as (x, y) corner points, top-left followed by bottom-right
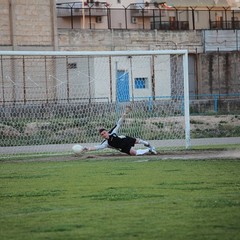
(56, 4), (240, 31)
(130, 6), (155, 17)
(57, 7), (107, 17)
(151, 21), (189, 30)
(210, 21), (240, 30)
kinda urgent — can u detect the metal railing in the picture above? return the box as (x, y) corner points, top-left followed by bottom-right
(151, 21), (189, 30)
(56, 3), (240, 31)
(130, 93), (240, 114)
(210, 20), (240, 30)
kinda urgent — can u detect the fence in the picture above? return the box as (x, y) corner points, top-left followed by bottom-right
(1, 94), (240, 119)
(190, 93), (240, 114)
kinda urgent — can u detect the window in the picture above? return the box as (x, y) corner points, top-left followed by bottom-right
(131, 17), (137, 24)
(74, 8), (80, 13)
(67, 63), (77, 69)
(216, 16), (223, 28)
(96, 16), (102, 23)
(134, 77), (148, 89)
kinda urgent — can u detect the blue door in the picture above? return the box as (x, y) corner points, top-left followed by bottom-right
(117, 70), (130, 102)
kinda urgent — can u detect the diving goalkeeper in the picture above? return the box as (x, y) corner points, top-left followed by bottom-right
(84, 107), (157, 156)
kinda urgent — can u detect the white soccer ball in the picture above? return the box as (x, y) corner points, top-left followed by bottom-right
(72, 144), (84, 154)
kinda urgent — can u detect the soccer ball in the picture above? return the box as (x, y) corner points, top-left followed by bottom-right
(72, 144), (84, 154)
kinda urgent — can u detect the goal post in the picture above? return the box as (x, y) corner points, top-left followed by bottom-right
(0, 50), (190, 157)
(183, 51), (191, 149)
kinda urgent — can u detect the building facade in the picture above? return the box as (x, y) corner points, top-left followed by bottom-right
(55, 0), (240, 30)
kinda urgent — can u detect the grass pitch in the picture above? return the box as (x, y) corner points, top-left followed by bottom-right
(0, 157), (240, 240)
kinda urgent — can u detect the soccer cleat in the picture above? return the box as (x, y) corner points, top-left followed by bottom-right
(149, 146), (157, 155)
(144, 142), (150, 147)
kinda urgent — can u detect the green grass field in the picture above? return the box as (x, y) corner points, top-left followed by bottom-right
(0, 156), (240, 240)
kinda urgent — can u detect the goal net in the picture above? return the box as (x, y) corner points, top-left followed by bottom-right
(0, 50), (190, 157)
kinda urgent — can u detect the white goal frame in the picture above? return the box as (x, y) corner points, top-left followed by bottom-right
(0, 50), (191, 156)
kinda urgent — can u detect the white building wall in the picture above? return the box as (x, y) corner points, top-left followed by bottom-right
(94, 57), (112, 101)
(154, 55), (171, 97)
(93, 54), (172, 101)
(130, 56), (152, 99)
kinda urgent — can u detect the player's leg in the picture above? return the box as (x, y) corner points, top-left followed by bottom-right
(148, 146), (157, 155)
(135, 138), (157, 155)
(135, 138), (150, 147)
(129, 147), (150, 156)
(122, 137), (157, 155)
(129, 147), (158, 156)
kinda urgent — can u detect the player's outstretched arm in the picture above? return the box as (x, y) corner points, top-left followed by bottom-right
(84, 141), (109, 151)
(84, 146), (97, 151)
(113, 106), (132, 134)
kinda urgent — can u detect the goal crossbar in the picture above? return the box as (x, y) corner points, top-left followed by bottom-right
(0, 50), (188, 56)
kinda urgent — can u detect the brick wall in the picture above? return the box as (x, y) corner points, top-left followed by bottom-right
(0, 0), (11, 46)
(0, 0), (57, 50)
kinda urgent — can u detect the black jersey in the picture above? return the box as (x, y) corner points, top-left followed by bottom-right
(95, 116), (136, 154)
(108, 133), (136, 154)
(108, 133), (125, 149)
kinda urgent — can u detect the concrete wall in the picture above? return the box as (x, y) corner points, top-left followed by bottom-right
(204, 30), (240, 52)
(58, 29), (203, 52)
(198, 52), (240, 95)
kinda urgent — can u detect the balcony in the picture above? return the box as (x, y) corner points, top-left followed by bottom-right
(151, 21), (189, 30)
(56, 4), (240, 31)
(130, 6), (155, 17)
(210, 21), (240, 30)
(57, 5), (107, 17)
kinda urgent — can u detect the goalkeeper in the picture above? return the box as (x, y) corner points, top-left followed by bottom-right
(84, 107), (157, 156)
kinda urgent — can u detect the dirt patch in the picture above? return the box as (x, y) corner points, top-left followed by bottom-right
(1, 149), (239, 163)
(157, 149), (240, 160)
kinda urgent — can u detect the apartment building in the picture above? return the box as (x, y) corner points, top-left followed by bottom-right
(56, 0), (240, 30)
